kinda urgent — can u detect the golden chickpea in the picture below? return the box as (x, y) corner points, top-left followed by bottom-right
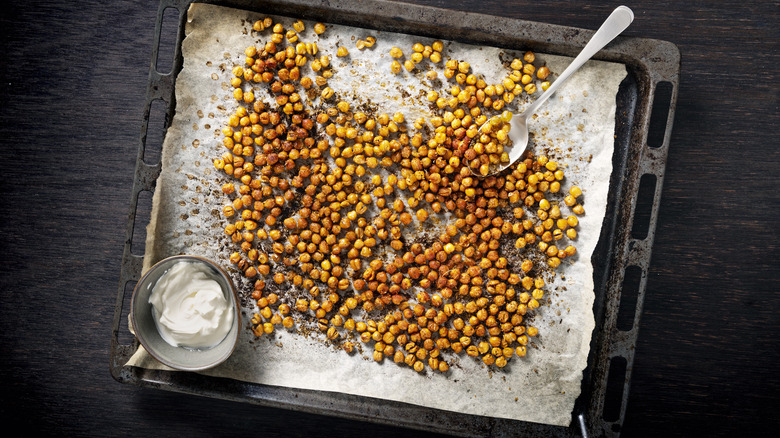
(537, 66), (550, 80)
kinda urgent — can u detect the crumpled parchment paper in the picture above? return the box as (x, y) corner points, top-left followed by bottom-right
(127, 3), (627, 427)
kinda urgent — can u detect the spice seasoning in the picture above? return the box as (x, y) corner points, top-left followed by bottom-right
(216, 16), (582, 373)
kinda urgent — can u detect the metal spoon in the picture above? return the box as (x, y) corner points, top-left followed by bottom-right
(474, 5), (634, 176)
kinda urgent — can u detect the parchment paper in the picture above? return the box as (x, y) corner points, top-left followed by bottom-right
(128, 3), (626, 427)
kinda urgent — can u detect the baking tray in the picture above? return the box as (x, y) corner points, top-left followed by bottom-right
(109, 1), (680, 436)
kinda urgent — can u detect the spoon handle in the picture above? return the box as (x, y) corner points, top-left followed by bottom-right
(522, 6), (634, 118)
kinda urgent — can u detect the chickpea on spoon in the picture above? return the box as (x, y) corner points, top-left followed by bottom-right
(470, 5), (634, 177)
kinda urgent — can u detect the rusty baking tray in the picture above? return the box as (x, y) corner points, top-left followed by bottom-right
(110, 0), (680, 436)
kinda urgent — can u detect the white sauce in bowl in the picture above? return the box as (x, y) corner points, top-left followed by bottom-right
(148, 261), (234, 349)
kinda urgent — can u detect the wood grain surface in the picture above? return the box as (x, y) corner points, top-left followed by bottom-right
(0, 1), (777, 436)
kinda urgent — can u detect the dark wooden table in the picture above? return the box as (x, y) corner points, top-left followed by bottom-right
(1, 1), (777, 436)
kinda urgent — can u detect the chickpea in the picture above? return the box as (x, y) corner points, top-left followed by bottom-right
(537, 66), (550, 80)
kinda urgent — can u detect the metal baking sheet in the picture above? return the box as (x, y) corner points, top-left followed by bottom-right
(110, 1), (680, 436)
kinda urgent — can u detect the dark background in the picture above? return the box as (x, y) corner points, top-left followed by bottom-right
(1, 0), (777, 436)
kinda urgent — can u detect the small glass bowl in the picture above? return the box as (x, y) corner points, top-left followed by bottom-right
(130, 255), (241, 371)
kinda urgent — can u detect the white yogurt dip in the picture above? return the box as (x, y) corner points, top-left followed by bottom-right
(149, 261), (233, 349)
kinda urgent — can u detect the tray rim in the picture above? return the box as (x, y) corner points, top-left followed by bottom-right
(110, 1), (681, 437)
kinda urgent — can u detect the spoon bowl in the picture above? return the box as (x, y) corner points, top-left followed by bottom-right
(472, 5), (634, 176)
